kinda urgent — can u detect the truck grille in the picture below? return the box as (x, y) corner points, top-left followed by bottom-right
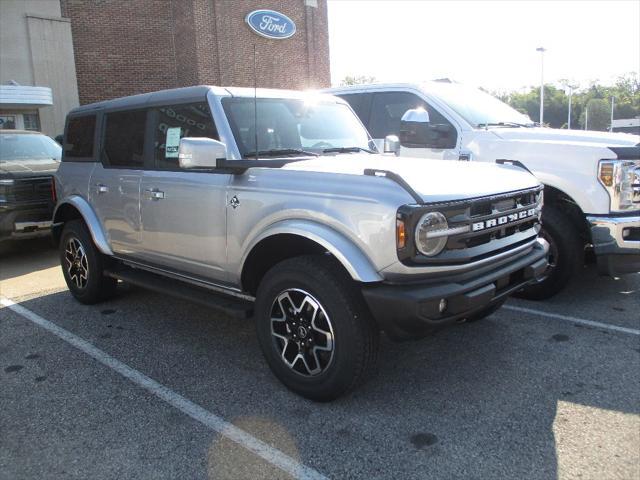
(400, 186), (543, 266)
(7, 177), (53, 203)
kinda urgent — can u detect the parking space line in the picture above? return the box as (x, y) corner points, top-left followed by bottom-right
(503, 304), (640, 336)
(0, 297), (328, 480)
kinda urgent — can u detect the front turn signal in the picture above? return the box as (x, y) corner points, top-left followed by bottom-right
(396, 218), (406, 249)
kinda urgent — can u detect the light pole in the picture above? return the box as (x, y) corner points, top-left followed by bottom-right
(562, 81), (578, 129)
(610, 96), (615, 132)
(536, 47), (546, 125)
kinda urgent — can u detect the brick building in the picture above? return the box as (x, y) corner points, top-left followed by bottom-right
(60, 0), (331, 106)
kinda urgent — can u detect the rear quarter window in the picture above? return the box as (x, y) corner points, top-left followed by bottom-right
(64, 115), (96, 161)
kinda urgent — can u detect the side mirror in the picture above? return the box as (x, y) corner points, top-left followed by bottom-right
(399, 108), (431, 148)
(178, 137), (227, 169)
(383, 135), (400, 155)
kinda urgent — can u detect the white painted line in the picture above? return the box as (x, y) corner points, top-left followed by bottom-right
(0, 297), (328, 480)
(503, 304), (640, 336)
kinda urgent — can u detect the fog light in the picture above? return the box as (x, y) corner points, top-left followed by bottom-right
(438, 298), (447, 313)
(622, 228), (629, 239)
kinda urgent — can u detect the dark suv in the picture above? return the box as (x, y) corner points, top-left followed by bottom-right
(0, 130), (60, 246)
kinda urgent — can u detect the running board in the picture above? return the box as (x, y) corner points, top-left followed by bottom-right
(105, 267), (253, 319)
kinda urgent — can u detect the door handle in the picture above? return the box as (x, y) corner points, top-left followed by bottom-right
(144, 188), (165, 200)
(96, 183), (109, 194)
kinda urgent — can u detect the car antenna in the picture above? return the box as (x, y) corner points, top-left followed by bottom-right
(253, 44), (258, 161)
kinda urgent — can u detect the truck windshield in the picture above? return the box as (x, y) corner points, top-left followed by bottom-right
(426, 82), (535, 128)
(0, 133), (62, 161)
(222, 97), (376, 158)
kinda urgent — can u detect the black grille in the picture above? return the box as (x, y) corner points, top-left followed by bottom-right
(9, 177), (53, 202)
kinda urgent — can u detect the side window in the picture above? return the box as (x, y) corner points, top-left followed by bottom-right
(102, 110), (146, 168)
(369, 92), (454, 142)
(152, 102), (218, 170)
(338, 93), (372, 128)
(64, 115), (96, 160)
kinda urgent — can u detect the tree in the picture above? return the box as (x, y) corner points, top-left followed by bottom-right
(340, 75), (376, 86)
(581, 98), (610, 131)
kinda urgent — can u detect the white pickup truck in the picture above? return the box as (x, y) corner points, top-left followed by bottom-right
(329, 82), (640, 299)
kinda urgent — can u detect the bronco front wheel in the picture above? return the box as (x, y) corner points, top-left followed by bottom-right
(255, 255), (379, 401)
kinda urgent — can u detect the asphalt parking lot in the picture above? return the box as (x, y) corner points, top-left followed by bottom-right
(1, 240), (639, 480)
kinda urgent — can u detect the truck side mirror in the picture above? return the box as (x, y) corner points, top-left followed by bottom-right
(383, 135), (400, 155)
(178, 137), (227, 169)
(399, 108), (431, 148)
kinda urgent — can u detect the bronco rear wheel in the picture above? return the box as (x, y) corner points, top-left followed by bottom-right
(60, 220), (117, 304)
(255, 255), (379, 401)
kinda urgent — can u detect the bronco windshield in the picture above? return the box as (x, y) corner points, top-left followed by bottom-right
(0, 133), (62, 161)
(222, 97), (376, 158)
(427, 82), (535, 128)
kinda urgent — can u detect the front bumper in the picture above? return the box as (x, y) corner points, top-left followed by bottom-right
(361, 238), (549, 340)
(0, 202), (54, 242)
(587, 214), (640, 276)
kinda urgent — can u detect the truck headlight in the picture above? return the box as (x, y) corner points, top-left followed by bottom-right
(598, 160), (640, 212)
(415, 211), (448, 256)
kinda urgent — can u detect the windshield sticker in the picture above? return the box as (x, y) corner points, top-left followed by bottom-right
(165, 127), (181, 158)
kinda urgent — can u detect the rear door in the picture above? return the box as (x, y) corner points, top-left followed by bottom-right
(89, 109), (146, 256)
(138, 102), (230, 283)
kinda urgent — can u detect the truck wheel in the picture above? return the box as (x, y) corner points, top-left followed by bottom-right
(59, 220), (117, 304)
(464, 298), (506, 323)
(255, 255), (379, 401)
(517, 206), (582, 300)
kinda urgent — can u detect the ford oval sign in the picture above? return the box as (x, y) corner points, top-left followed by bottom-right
(245, 10), (296, 40)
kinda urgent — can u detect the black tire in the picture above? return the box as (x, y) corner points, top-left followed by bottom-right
(255, 255), (379, 401)
(464, 298), (506, 323)
(516, 206), (583, 300)
(59, 219), (117, 304)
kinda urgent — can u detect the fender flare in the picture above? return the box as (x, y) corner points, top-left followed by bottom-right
(240, 219), (383, 283)
(53, 195), (113, 256)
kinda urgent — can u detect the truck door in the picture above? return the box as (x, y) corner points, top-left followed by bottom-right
(138, 102), (230, 283)
(369, 91), (459, 160)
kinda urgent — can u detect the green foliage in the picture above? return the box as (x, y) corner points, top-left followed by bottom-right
(495, 73), (639, 131)
(340, 75), (376, 86)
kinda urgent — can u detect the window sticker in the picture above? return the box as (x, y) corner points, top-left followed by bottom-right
(165, 127), (182, 158)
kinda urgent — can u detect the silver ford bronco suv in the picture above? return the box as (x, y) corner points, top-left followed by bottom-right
(54, 86), (548, 400)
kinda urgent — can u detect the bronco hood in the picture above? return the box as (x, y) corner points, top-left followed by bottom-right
(490, 126), (639, 148)
(283, 153), (540, 202)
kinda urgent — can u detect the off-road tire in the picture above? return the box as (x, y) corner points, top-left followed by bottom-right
(59, 220), (117, 304)
(517, 206), (582, 300)
(255, 255), (379, 401)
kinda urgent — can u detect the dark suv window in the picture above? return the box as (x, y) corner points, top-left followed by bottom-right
(152, 102), (218, 169)
(64, 115), (96, 160)
(368, 92), (455, 147)
(102, 110), (147, 168)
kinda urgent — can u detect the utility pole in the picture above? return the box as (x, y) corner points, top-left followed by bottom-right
(585, 105), (588, 130)
(536, 47), (546, 125)
(610, 97), (615, 132)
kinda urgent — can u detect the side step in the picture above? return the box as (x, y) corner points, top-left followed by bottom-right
(105, 267), (254, 319)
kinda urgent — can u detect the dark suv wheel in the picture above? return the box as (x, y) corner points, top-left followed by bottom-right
(255, 255), (379, 401)
(60, 220), (117, 304)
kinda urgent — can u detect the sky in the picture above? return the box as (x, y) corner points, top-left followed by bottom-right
(327, 0), (640, 93)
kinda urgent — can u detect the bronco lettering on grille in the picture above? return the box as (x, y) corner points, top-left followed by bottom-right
(471, 208), (537, 232)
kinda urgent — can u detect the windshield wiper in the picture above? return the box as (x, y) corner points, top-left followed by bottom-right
(477, 122), (534, 128)
(321, 146), (375, 154)
(243, 148), (318, 158)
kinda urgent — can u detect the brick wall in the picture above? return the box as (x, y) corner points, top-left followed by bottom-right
(60, 0), (330, 105)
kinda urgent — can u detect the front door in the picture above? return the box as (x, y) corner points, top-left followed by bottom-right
(138, 102), (230, 283)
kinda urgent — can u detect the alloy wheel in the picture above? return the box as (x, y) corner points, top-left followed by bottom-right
(269, 288), (335, 377)
(64, 237), (89, 289)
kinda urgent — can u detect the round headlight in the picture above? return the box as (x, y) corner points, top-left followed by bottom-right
(415, 212), (448, 256)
